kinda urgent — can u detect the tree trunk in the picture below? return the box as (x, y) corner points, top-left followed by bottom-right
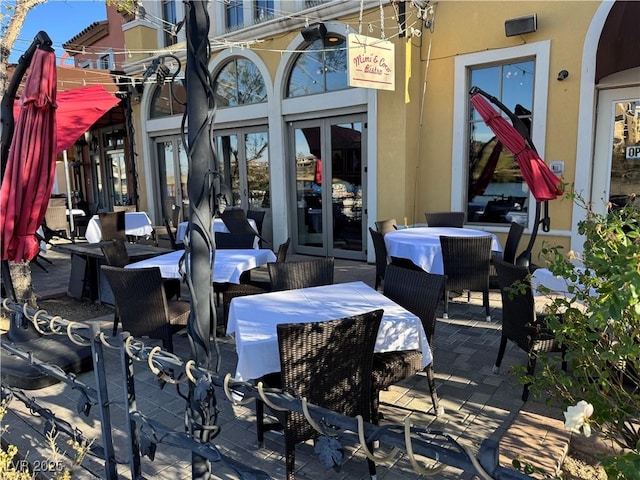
(8, 260), (37, 307)
(0, 0), (47, 95)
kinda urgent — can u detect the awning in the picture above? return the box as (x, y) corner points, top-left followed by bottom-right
(14, 84), (121, 153)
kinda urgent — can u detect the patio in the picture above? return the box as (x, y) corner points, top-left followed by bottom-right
(1, 244), (571, 479)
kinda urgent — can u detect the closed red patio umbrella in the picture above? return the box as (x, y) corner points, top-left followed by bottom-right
(470, 91), (563, 201)
(0, 47), (57, 262)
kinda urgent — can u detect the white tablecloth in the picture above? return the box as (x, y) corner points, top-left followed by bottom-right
(125, 248), (276, 284)
(176, 218), (258, 248)
(85, 212), (154, 243)
(384, 227), (502, 274)
(227, 281), (431, 381)
(531, 267), (596, 298)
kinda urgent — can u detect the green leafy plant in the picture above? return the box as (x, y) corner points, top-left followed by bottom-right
(525, 193), (640, 478)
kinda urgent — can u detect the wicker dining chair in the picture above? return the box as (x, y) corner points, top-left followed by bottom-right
(372, 264), (446, 419)
(440, 235), (493, 321)
(101, 266), (190, 352)
(256, 309), (383, 479)
(389, 256), (424, 271)
(101, 239), (181, 302)
(374, 218), (398, 235)
(424, 211), (465, 228)
(214, 232), (256, 249)
(98, 211), (127, 242)
(493, 259), (566, 401)
(268, 257), (334, 292)
(490, 222), (525, 286)
(242, 237), (291, 291)
(220, 208), (268, 245)
(247, 209), (266, 246)
(368, 227), (388, 290)
(43, 205), (71, 240)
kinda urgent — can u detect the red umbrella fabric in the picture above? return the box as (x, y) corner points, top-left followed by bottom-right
(13, 84), (121, 153)
(470, 93), (563, 202)
(1, 48), (57, 262)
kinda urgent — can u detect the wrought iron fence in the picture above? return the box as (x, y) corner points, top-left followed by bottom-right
(1, 297), (535, 479)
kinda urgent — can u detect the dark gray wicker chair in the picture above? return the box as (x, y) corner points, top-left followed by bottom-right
(100, 238), (130, 268)
(369, 227), (388, 290)
(243, 237), (291, 291)
(275, 237), (291, 263)
(373, 264), (446, 418)
(101, 239), (181, 302)
(163, 218), (184, 250)
(268, 258), (334, 292)
(256, 309), (383, 479)
(214, 232), (256, 249)
(501, 221), (526, 264)
(374, 218), (397, 235)
(424, 211), (465, 228)
(247, 209), (266, 246)
(98, 211), (126, 242)
(221, 283), (268, 334)
(493, 259), (566, 401)
(220, 208), (268, 245)
(389, 256), (424, 271)
(440, 235), (492, 321)
(490, 222), (525, 286)
(101, 266), (190, 352)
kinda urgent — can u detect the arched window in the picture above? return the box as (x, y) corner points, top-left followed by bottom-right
(214, 58), (267, 107)
(287, 35), (348, 97)
(149, 80), (186, 118)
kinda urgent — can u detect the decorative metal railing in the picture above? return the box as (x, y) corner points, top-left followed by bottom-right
(1, 297), (535, 479)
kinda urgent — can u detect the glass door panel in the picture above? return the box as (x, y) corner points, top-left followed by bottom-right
(294, 125), (324, 248)
(216, 133), (241, 207)
(108, 150), (127, 206)
(609, 99), (640, 208)
(290, 115), (366, 260)
(593, 88), (640, 214)
(331, 121), (363, 253)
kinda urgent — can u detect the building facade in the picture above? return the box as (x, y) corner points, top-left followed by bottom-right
(120, 0), (639, 263)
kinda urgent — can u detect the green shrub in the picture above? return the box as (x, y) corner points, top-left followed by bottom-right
(525, 194), (639, 478)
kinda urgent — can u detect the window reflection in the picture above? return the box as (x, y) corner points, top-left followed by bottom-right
(214, 58), (267, 107)
(467, 60), (535, 226)
(610, 101), (640, 209)
(150, 80), (186, 118)
(287, 36), (349, 97)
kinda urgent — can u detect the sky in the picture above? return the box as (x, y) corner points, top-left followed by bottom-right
(7, 0), (107, 65)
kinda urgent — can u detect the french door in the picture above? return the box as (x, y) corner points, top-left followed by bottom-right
(592, 87), (640, 213)
(213, 127), (271, 244)
(289, 114), (367, 260)
(155, 136), (189, 222)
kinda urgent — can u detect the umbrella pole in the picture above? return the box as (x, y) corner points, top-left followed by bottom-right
(62, 150), (75, 242)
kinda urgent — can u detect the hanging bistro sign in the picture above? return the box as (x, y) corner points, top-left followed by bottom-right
(347, 34), (395, 91)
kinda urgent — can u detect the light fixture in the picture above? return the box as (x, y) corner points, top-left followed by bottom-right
(557, 70), (569, 81)
(504, 14), (537, 37)
(301, 22), (327, 42)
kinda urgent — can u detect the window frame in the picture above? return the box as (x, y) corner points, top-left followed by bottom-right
(451, 40), (551, 231)
(213, 57), (268, 107)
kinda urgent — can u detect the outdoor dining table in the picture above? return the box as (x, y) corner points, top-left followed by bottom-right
(125, 248), (276, 284)
(54, 242), (172, 303)
(175, 218), (259, 248)
(85, 212), (154, 243)
(384, 226), (502, 274)
(227, 280), (431, 381)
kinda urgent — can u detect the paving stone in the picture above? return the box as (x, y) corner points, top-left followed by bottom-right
(0, 247), (571, 479)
